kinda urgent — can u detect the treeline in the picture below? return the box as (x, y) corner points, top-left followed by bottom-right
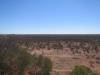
(1, 35), (100, 55)
(0, 38), (52, 75)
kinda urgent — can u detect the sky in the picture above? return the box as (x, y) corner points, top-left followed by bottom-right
(0, 0), (100, 34)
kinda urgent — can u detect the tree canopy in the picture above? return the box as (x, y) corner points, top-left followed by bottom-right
(0, 38), (52, 75)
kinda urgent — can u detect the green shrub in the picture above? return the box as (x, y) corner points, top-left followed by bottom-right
(70, 65), (100, 75)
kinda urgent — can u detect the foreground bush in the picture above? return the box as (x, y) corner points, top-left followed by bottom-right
(70, 65), (100, 75)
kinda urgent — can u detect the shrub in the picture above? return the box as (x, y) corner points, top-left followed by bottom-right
(70, 65), (100, 75)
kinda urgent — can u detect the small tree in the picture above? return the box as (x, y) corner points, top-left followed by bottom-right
(38, 56), (52, 75)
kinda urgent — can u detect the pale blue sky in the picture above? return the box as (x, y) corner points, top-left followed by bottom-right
(0, 0), (100, 34)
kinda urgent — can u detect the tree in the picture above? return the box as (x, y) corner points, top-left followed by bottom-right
(0, 37), (52, 75)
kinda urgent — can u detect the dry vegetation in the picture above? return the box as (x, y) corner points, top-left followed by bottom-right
(0, 35), (100, 75)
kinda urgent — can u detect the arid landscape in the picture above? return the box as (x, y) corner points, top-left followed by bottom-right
(1, 0), (100, 75)
(0, 34), (100, 75)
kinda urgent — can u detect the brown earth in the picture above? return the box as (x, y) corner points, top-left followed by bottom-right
(30, 49), (100, 75)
